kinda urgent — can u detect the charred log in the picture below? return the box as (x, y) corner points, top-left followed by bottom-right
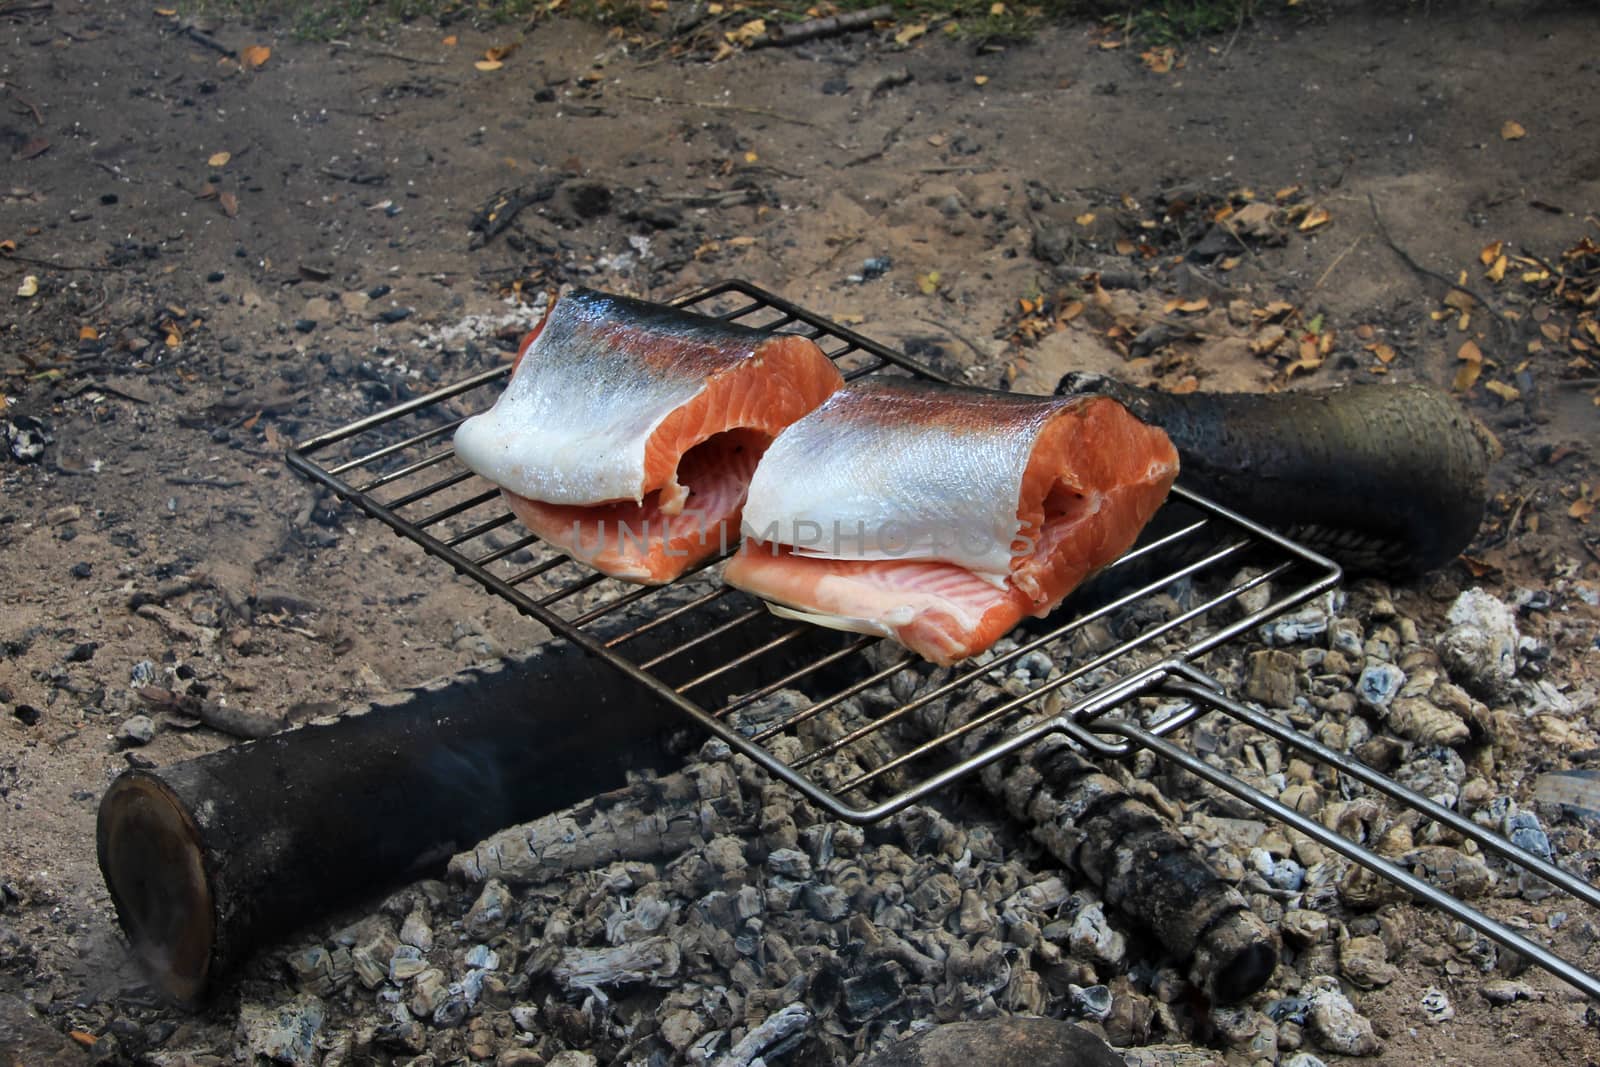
(96, 640), (682, 1006)
(1054, 374), (1499, 577)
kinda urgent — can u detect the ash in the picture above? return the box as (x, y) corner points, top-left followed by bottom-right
(130, 577), (1600, 1067)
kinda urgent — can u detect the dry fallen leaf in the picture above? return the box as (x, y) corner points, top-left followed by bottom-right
(240, 44), (271, 69)
(442, 34), (458, 46)
(1371, 343), (1397, 364)
(219, 191), (239, 218)
(1486, 254), (1508, 283)
(1458, 339), (1484, 364)
(1298, 206), (1331, 232)
(916, 271), (941, 295)
(79, 325), (98, 340)
(1168, 375), (1199, 394)
(17, 275), (38, 298)
(18, 137), (49, 160)
(894, 22), (926, 45)
(973, 75), (989, 86)
(484, 43), (519, 62)
(989, 1), (1006, 12)
(1479, 240), (1503, 266)
(1140, 46), (1176, 74)
(1453, 360), (1482, 392)
(475, 59), (503, 72)
(1571, 498), (1594, 523)
(0, 239), (15, 253)
(207, 151), (231, 168)
(727, 18), (767, 45)
(1484, 379), (1520, 403)
(743, 150), (759, 163)
(154, 6), (176, 15)
(1075, 211), (1096, 226)
(1501, 120), (1526, 141)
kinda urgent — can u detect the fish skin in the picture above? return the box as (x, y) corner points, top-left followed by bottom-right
(454, 288), (786, 506)
(741, 380), (1090, 578)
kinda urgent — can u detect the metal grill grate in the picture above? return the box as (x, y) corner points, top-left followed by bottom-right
(289, 280), (1600, 1000)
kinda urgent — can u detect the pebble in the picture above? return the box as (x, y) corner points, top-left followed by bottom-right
(70, 561), (92, 579)
(293, 319), (317, 334)
(378, 307), (414, 324)
(860, 256), (892, 279)
(545, 1052), (599, 1067)
(12, 705), (41, 727)
(116, 715), (155, 747)
(1481, 978), (1535, 1005)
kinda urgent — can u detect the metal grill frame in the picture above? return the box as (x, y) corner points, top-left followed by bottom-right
(286, 280), (1341, 823)
(287, 279), (1600, 1002)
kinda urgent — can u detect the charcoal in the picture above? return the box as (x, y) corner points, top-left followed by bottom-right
(857, 1017), (1123, 1067)
(1306, 976), (1381, 1056)
(1069, 982), (1113, 1020)
(1338, 935), (1398, 989)
(552, 936), (682, 994)
(238, 994), (324, 1067)
(463, 879), (514, 937)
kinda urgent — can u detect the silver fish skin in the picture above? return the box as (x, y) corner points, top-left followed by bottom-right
(740, 379), (1079, 579)
(453, 288), (779, 505)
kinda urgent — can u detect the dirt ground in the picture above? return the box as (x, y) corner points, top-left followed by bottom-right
(3, 0), (1599, 1063)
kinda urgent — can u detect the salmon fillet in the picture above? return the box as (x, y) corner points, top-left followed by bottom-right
(453, 289), (843, 584)
(724, 380), (1179, 664)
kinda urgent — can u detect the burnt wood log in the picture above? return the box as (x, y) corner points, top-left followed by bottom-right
(992, 736), (1278, 1004)
(1054, 374), (1499, 576)
(916, 678), (1278, 1004)
(96, 639), (684, 1007)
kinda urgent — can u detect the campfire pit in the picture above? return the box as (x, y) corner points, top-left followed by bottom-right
(97, 282), (1600, 1036)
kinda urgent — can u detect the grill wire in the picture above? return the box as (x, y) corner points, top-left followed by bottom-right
(288, 279), (1600, 1001)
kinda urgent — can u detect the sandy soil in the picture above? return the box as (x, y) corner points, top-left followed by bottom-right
(2, 0), (1598, 1062)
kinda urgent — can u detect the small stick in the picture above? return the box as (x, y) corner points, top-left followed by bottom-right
(0, 252), (124, 273)
(617, 90), (818, 129)
(1311, 235), (1364, 292)
(165, 475), (244, 489)
(178, 22), (236, 59)
(328, 39), (446, 66)
(748, 5), (890, 48)
(1368, 194), (1512, 337)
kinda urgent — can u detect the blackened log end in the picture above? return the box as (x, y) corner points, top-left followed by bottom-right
(96, 772), (217, 1007)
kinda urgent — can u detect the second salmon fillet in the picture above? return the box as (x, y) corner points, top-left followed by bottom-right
(453, 289), (844, 583)
(723, 380), (1180, 664)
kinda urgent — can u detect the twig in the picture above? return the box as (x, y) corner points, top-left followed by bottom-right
(1367, 194), (1512, 337)
(1311, 235), (1364, 292)
(617, 90), (817, 129)
(178, 22), (235, 59)
(842, 116), (909, 169)
(329, 39), (446, 66)
(165, 475), (244, 489)
(0, 252), (124, 273)
(916, 316), (989, 361)
(748, 5), (889, 48)
(0, 80), (43, 125)
(1218, 1), (1248, 60)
